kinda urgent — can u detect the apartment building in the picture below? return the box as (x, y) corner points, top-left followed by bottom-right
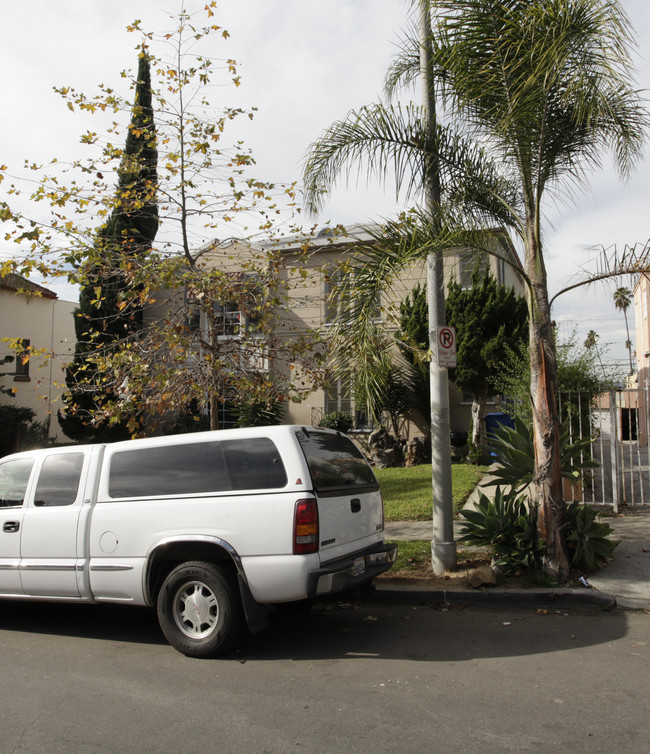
(193, 225), (525, 439)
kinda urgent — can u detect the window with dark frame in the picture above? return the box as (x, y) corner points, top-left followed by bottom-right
(459, 252), (489, 289)
(0, 458), (34, 507)
(186, 306), (201, 332)
(33, 453), (85, 507)
(212, 287), (262, 337)
(213, 300), (241, 335)
(323, 268), (380, 325)
(14, 339), (30, 381)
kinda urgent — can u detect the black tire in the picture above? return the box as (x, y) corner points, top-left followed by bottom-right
(156, 560), (243, 658)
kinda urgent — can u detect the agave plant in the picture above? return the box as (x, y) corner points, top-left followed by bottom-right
(458, 487), (544, 574)
(463, 420), (615, 576)
(484, 417), (598, 494)
(564, 502), (617, 571)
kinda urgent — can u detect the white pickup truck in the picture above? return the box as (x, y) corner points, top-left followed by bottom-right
(0, 425), (397, 657)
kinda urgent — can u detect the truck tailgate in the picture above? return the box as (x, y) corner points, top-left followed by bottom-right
(317, 487), (384, 559)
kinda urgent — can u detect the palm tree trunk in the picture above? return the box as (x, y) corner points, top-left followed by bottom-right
(528, 246), (569, 579)
(623, 309), (634, 375)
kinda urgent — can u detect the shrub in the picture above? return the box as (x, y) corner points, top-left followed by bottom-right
(464, 416), (616, 578)
(318, 411), (354, 434)
(565, 502), (617, 571)
(458, 487), (544, 574)
(0, 405), (50, 456)
(484, 416), (598, 493)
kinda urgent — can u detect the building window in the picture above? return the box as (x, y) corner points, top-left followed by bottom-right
(323, 376), (374, 431)
(323, 268), (380, 325)
(212, 290), (261, 336)
(186, 306), (201, 332)
(324, 269), (346, 325)
(461, 391), (497, 405)
(325, 376), (352, 415)
(14, 339), (30, 382)
(214, 301), (242, 335)
(459, 252), (488, 289)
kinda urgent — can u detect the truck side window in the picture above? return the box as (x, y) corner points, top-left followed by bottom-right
(108, 441), (230, 498)
(221, 438), (287, 490)
(34, 453), (84, 507)
(0, 458), (34, 508)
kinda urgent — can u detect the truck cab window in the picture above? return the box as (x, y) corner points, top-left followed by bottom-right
(0, 458), (34, 508)
(34, 453), (84, 507)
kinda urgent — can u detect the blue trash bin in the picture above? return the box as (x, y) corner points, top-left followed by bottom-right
(484, 412), (515, 459)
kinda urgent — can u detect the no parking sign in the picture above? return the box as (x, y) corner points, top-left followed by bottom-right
(436, 326), (457, 368)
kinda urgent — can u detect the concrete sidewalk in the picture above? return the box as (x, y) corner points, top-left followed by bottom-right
(381, 506), (650, 611)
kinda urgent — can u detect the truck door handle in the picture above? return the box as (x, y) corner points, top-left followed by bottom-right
(3, 521), (20, 533)
(350, 499), (361, 513)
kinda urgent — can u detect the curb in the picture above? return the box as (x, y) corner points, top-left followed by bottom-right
(371, 584), (617, 610)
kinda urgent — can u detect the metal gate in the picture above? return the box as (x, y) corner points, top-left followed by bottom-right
(561, 389), (650, 511)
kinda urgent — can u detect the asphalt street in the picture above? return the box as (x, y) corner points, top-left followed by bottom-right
(0, 599), (648, 753)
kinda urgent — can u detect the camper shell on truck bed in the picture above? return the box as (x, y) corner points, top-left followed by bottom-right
(0, 425), (397, 657)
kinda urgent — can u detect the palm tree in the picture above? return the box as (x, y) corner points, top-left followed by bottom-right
(584, 330), (608, 379)
(613, 286), (635, 375)
(304, 3), (520, 574)
(304, 0), (647, 579)
(404, 0), (647, 578)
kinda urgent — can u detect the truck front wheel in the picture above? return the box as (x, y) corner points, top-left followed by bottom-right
(156, 561), (243, 658)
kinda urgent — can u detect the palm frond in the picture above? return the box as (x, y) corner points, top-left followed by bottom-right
(302, 103), (429, 215)
(383, 21), (421, 100)
(430, 0), (648, 197)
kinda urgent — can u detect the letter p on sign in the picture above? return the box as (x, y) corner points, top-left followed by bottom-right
(436, 326), (457, 368)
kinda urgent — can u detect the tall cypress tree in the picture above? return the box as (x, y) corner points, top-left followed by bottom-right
(59, 51), (158, 442)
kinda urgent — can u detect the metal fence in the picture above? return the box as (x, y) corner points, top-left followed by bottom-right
(561, 389), (650, 511)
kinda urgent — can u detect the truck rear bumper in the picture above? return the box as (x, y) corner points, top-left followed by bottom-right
(307, 541), (398, 597)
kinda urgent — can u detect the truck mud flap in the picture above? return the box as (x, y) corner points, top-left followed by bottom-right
(237, 574), (270, 634)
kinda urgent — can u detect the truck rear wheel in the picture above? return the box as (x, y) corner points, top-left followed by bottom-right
(156, 561), (243, 658)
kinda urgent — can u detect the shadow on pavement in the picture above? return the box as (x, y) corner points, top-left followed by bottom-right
(0, 596), (632, 662)
(232, 600), (630, 663)
(0, 601), (165, 646)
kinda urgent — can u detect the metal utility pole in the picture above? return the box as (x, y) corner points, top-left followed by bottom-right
(419, 0), (457, 573)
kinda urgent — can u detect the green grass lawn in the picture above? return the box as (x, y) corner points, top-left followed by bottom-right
(375, 463), (489, 521)
(389, 539), (489, 573)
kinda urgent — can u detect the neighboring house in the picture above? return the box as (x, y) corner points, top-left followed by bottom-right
(632, 272), (650, 446)
(0, 274), (76, 442)
(193, 224), (526, 440)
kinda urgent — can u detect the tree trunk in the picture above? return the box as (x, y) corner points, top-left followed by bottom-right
(528, 270), (570, 579)
(209, 393), (220, 431)
(470, 390), (487, 451)
(623, 310), (634, 375)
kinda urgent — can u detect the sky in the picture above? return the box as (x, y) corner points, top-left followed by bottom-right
(1, 0), (649, 375)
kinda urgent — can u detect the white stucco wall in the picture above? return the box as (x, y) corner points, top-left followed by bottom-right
(0, 284), (76, 441)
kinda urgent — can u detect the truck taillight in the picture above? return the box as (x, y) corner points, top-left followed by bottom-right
(293, 498), (319, 554)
